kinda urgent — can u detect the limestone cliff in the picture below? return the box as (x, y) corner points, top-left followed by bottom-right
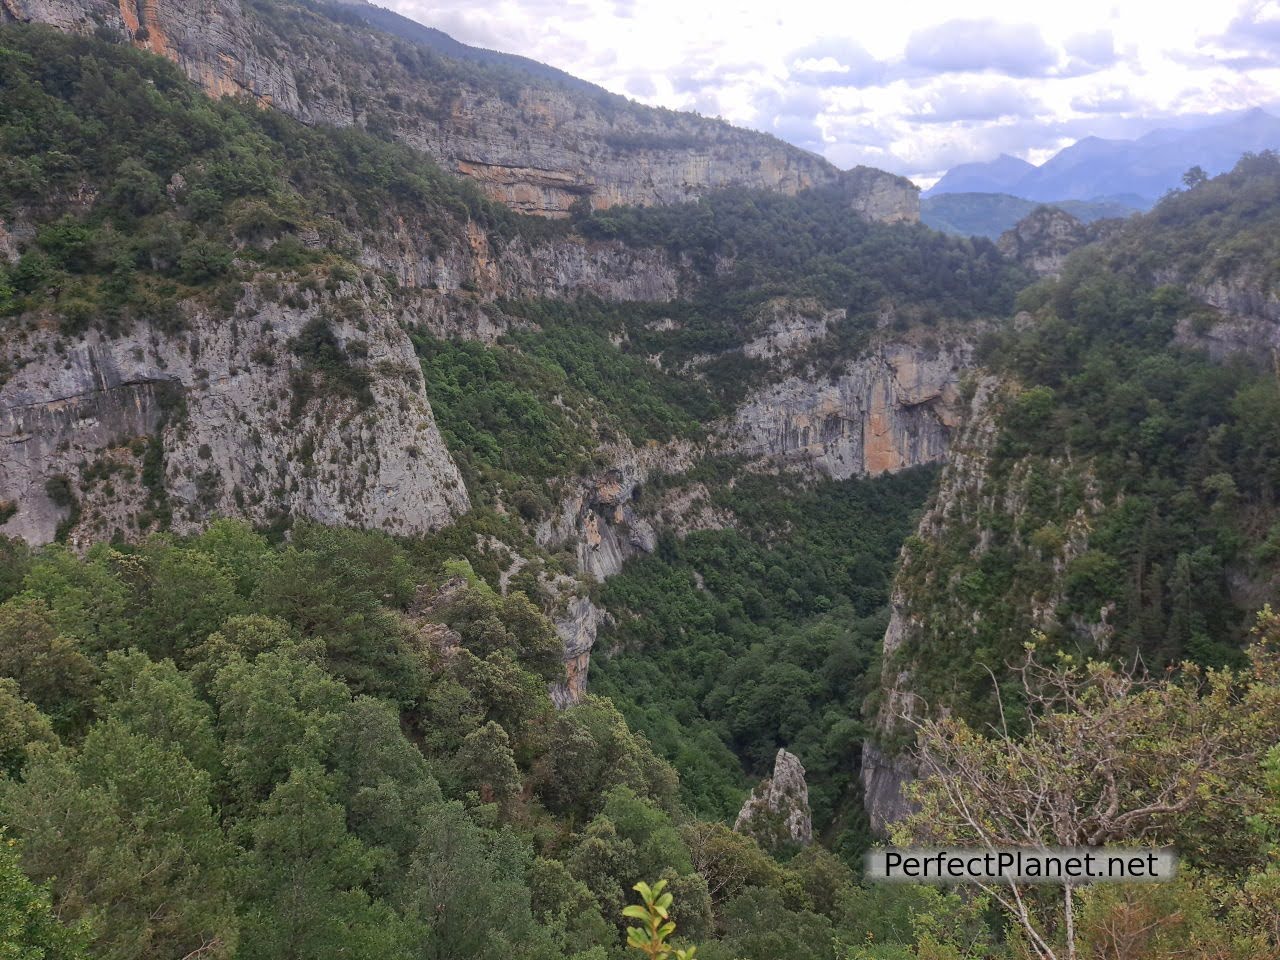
(1163, 269), (1280, 362)
(536, 440), (699, 582)
(728, 337), (973, 479)
(860, 376), (1002, 833)
(734, 748), (813, 849)
(0, 0), (919, 223)
(533, 325), (990, 706)
(549, 595), (611, 709)
(0, 278), (469, 546)
(859, 374), (1112, 833)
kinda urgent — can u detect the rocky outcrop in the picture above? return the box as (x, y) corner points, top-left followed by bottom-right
(0, 279), (469, 546)
(860, 741), (917, 836)
(1, 0), (298, 106)
(1162, 270), (1280, 363)
(1, 0), (919, 224)
(997, 207), (1091, 277)
(537, 440), (697, 581)
(728, 338), (973, 479)
(734, 748), (813, 849)
(843, 166), (920, 226)
(742, 298), (839, 360)
(364, 228), (682, 310)
(550, 595), (611, 708)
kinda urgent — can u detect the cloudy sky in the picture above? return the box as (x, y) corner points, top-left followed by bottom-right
(378, 0), (1280, 186)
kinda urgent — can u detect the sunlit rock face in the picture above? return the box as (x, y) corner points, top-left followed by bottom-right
(728, 340), (973, 480)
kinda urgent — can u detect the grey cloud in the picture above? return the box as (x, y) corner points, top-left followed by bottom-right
(749, 86), (827, 152)
(1193, 1), (1280, 67)
(1064, 30), (1118, 68)
(625, 73), (656, 97)
(1070, 87), (1141, 114)
(824, 142), (913, 175)
(668, 57), (762, 97)
(906, 82), (1043, 124)
(904, 19), (1059, 77)
(787, 38), (887, 88)
(1223, 1), (1280, 46)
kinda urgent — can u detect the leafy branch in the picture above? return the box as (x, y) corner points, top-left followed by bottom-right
(623, 880), (697, 960)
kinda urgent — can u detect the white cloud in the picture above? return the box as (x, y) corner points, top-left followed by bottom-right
(377, 0), (1280, 184)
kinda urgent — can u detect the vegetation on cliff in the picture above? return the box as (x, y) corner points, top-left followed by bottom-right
(0, 25), (559, 332)
(881, 155), (1280, 730)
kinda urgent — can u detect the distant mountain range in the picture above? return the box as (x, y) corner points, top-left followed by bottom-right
(920, 193), (1137, 240)
(926, 108), (1280, 207)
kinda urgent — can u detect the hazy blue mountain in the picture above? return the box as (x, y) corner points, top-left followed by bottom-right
(925, 109), (1280, 205)
(925, 153), (1037, 195)
(920, 192), (1139, 239)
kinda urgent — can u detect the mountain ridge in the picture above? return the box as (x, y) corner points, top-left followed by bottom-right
(0, 0), (919, 221)
(926, 108), (1280, 205)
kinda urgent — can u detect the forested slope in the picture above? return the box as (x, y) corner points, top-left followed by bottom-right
(870, 153), (1280, 758)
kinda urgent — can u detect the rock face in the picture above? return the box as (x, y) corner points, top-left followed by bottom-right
(0, 280), (469, 547)
(844, 166), (920, 226)
(550, 595), (611, 709)
(997, 207), (1091, 277)
(729, 339), (973, 479)
(860, 741), (917, 836)
(742, 298), (839, 360)
(1161, 268), (1280, 362)
(1, 0), (920, 224)
(734, 749), (813, 849)
(860, 377), (1002, 834)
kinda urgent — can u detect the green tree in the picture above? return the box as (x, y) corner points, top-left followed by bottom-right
(0, 598), (96, 734)
(99, 650), (220, 777)
(0, 679), (58, 778)
(398, 801), (558, 960)
(131, 543), (245, 660)
(0, 721), (238, 960)
(1182, 165), (1208, 188)
(0, 833), (88, 960)
(236, 764), (411, 960)
(456, 720), (522, 809)
(212, 649), (350, 807)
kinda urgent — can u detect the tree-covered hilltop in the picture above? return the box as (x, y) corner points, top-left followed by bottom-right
(576, 183), (1029, 339)
(1099, 150), (1280, 294)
